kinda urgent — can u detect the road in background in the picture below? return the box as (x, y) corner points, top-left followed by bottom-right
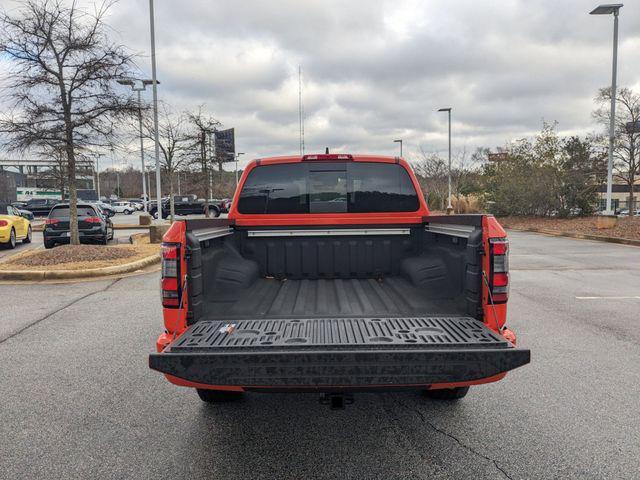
(1, 231), (639, 479)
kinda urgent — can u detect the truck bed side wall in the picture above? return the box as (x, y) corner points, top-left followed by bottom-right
(184, 219), (484, 325)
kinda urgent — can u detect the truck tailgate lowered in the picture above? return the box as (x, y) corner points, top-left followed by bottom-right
(149, 317), (530, 388)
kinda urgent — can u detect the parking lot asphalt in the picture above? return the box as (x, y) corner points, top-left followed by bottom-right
(1, 231), (639, 479)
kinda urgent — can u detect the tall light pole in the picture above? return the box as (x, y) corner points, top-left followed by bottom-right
(93, 153), (105, 200)
(148, 0), (163, 221)
(438, 107), (453, 211)
(590, 4), (623, 215)
(118, 78), (158, 212)
(235, 152), (245, 186)
(109, 145), (120, 199)
(393, 139), (403, 157)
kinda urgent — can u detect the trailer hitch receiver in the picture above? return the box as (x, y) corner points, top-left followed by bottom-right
(319, 393), (354, 410)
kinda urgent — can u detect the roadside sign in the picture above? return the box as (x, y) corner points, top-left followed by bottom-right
(214, 128), (235, 163)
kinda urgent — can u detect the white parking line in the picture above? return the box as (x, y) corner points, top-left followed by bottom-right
(576, 296), (640, 300)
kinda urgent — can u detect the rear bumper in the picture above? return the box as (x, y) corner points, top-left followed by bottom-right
(149, 347), (530, 388)
(149, 317), (530, 389)
(44, 232), (106, 244)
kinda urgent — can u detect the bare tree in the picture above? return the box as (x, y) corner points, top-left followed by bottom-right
(143, 104), (191, 221)
(0, 0), (136, 244)
(414, 147), (448, 210)
(593, 87), (640, 215)
(450, 148), (482, 213)
(185, 106), (221, 214)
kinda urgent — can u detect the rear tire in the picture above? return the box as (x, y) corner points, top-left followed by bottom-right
(425, 387), (470, 400)
(212, 206), (220, 218)
(196, 388), (244, 403)
(23, 226), (32, 244)
(44, 239), (55, 249)
(125, 209), (133, 215)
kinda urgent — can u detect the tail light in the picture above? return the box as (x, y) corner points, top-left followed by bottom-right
(85, 217), (102, 223)
(161, 242), (182, 308)
(0, 220), (7, 227)
(45, 218), (60, 225)
(489, 238), (509, 303)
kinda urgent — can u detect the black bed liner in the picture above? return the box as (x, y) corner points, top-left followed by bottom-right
(149, 317), (530, 388)
(202, 277), (465, 320)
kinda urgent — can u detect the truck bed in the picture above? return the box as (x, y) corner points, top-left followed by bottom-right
(202, 276), (465, 320)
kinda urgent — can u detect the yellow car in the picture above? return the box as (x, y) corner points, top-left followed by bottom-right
(0, 203), (32, 249)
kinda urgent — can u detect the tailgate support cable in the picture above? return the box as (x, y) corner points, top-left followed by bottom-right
(172, 274), (189, 341)
(482, 271), (503, 333)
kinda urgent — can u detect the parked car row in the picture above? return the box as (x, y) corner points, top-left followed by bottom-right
(10, 195), (230, 219)
(617, 209), (640, 217)
(148, 194), (222, 219)
(10, 198), (145, 218)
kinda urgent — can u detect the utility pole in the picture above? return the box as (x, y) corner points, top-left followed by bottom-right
(235, 152), (245, 186)
(117, 78), (156, 211)
(209, 131), (214, 201)
(590, 3), (623, 215)
(149, 0), (163, 221)
(393, 139), (403, 157)
(299, 65), (305, 155)
(438, 107), (453, 212)
(94, 153), (104, 200)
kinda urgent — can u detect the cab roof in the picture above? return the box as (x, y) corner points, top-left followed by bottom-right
(251, 154), (402, 166)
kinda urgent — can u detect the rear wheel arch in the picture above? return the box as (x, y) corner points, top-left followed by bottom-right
(23, 225), (32, 244)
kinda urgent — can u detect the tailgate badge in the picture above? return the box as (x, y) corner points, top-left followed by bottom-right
(219, 324), (237, 334)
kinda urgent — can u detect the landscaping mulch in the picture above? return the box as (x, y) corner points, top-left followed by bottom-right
(498, 216), (640, 241)
(0, 243), (160, 271)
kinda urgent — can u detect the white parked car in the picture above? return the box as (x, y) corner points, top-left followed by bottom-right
(111, 201), (135, 215)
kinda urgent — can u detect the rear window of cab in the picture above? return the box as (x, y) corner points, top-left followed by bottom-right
(238, 162), (419, 214)
(49, 206), (98, 218)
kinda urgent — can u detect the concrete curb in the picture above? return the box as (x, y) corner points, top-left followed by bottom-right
(113, 224), (151, 230)
(0, 253), (160, 281)
(506, 227), (640, 247)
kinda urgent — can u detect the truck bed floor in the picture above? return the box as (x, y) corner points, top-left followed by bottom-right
(203, 276), (465, 320)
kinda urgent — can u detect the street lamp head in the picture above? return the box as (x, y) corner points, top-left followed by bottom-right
(438, 107), (452, 112)
(118, 78), (159, 90)
(393, 139), (402, 143)
(590, 4), (623, 15)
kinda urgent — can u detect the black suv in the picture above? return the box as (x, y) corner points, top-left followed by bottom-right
(44, 203), (114, 249)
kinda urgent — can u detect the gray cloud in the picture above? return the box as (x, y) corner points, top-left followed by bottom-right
(1, 0), (639, 168)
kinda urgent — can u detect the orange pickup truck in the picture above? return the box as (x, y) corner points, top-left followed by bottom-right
(149, 154), (529, 408)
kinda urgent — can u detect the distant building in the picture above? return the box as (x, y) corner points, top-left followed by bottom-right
(598, 183), (639, 211)
(0, 170), (26, 203)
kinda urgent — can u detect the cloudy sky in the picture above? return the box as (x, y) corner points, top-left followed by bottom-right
(2, 0), (640, 169)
